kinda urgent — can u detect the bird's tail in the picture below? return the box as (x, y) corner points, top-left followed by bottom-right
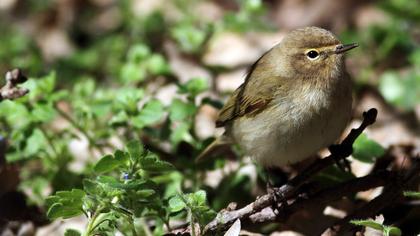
(195, 135), (231, 163)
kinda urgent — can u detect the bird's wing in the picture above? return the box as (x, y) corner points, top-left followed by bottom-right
(216, 53), (280, 127)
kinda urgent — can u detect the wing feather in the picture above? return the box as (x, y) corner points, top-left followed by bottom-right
(215, 50), (280, 127)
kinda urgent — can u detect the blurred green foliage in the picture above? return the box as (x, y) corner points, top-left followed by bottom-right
(352, 134), (386, 163)
(347, 0), (420, 110)
(0, 0), (418, 234)
(0, 1), (266, 233)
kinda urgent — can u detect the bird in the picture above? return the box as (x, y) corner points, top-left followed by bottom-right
(197, 26), (357, 168)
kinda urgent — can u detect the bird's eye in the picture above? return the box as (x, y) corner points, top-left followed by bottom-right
(306, 50), (319, 60)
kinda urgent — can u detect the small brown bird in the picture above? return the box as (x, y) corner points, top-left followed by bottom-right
(197, 27), (357, 167)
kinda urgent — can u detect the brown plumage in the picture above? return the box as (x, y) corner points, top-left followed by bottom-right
(216, 50), (276, 127)
(197, 27), (356, 167)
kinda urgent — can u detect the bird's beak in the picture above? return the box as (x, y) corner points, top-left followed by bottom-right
(335, 43), (358, 54)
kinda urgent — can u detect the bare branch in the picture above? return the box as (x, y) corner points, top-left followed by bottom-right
(248, 170), (395, 224)
(0, 69), (29, 102)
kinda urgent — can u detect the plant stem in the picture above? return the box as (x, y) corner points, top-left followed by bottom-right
(85, 206), (106, 236)
(139, 218), (153, 236)
(54, 104), (105, 155)
(188, 210), (196, 236)
(164, 218), (172, 232)
(39, 126), (59, 157)
(89, 219), (112, 233)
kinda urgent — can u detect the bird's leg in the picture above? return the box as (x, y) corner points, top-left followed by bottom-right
(272, 188), (289, 215)
(264, 167), (289, 213)
(329, 144), (352, 172)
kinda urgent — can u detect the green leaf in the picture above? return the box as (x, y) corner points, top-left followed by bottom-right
(379, 71), (419, 109)
(146, 54), (170, 75)
(73, 78), (95, 97)
(126, 140), (143, 161)
(47, 203), (84, 219)
(0, 101), (31, 129)
(32, 103), (56, 122)
(114, 149), (130, 163)
(185, 190), (216, 225)
(96, 176), (147, 190)
(384, 226), (402, 236)
(196, 209), (217, 226)
(127, 44), (150, 62)
(109, 111), (128, 125)
(131, 99), (165, 128)
(192, 190), (207, 205)
(350, 219), (384, 231)
(24, 128), (47, 156)
(136, 189), (155, 198)
(140, 154), (174, 172)
(23, 71), (56, 100)
(185, 190), (207, 206)
(170, 122), (193, 145)
(403, 191), (420, 198)
(169, 195), (186, 213)
(352, 134), (385, 163)
(94, 154), (124, 173)
(83, 179), (98, 195)
(120, 62), (146, 83)
(46, 189), (85, 220)
(244, 0), (262, 12)
(50, 90), (69, 103)
(171, 24), (206, 53)
(169, 99), (197, 121)
(116, 180), (149, 190)
(70, 48), (99, 68)
(64, 229), (81, 236)
(315, 165), (355, 185)
(409, 49), (420, 66)
(114, 88), (144, 112)
(154, 172), (183, 198)
(179, 77), (209, 96)
(96, 175), (119, 186)
(379, 72), (404, 103)
(45, 196), (60, 207)
(55, 189), (85, 200)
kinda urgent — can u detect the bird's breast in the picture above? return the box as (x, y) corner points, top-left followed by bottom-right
(230, 79), (352, 167)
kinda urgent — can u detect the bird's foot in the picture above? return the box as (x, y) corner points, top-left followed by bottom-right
(267, 186), (290, 216)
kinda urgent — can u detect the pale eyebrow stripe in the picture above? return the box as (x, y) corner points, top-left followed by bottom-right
(303, 45), (338, 56)
(305, 45), (337, 51)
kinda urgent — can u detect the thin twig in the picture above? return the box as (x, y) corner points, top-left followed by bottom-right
(325, 157), (420, 235)
(54, 104), (105, 155)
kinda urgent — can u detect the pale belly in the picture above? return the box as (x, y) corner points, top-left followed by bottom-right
(230, 94), (352, 167)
